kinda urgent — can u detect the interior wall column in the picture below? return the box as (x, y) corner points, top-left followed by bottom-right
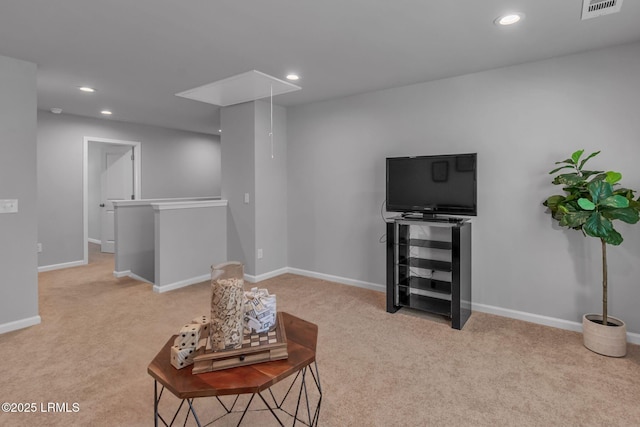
(220, 100), (287, 278)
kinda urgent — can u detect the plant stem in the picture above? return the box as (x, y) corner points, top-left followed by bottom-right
(602, 238), (608, 326)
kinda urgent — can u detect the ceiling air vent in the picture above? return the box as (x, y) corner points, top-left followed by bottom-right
(581, 0), (623, 20)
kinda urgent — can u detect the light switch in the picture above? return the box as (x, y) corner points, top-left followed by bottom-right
(244, 193), (250, 204)
(0, 199), (18, 214)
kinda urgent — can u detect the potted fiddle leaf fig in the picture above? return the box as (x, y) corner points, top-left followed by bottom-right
(543, 149), (640, 357)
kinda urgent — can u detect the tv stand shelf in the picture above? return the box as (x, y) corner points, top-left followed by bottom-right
(386, 217), (472, 330)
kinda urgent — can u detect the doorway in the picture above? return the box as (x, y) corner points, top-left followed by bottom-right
(83, 137), (141, 264)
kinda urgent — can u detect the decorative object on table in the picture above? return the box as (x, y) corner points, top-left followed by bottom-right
(243, 287), (277, 333)
(543, 149), (640, 357)
(210, 261), (245, 351)
(191, 314), (210, 336)
(192, 311), (288, 374)
(149, 312), (320, 427)
(170, 315), (210, 369)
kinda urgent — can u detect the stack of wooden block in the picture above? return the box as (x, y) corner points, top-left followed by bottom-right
(170, 315), (210, 369)
(244, 287), (277, 334)
(210, 277), (244, 351)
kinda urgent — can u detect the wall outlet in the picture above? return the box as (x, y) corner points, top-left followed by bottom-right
(257, 248), (263, 259)
(37, 243), (42, 253)
(0, 199), (18, 214)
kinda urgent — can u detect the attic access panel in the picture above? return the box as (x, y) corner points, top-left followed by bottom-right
(176, 70), (301, 107)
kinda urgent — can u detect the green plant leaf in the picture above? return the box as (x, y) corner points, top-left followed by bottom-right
(560, 211), (591, 228)
(604, 207), (640, 224)
(588, 180), (613, 203)
(605, 171), (622, 184)
(558, 204), (569, 214)
(603, 228), (623, 246)
(553, 210), (565, 222)
(567, 200), (584, 211)
(554, 158), (574, 165)
(543, 150), (640, 244)
(562, 192), (581, 202)
(543, 195), (565, 208)
(549, 165), (575, 175)
(553, 173), (584, 186)
(571, 149), (584, 164)
(577, 198), (595, 210)
(578, 151), (600, 169)
(613, 187), (635, 198)
(581, 170), (605, 179)
(600, 195), (629, 209)
(583, 212), (613, 238)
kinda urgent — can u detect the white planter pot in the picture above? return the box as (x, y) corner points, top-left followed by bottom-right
(582, 314), (627, 357)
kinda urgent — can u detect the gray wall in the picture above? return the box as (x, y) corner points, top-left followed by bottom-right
(0, 55), (38, 330)
(114, 204), (155, 282)
(37, 112), (221, 267)
(87, 142), (102, 241)
(220, 101), (288, 278)
(287, 42), (640, 333)
(255, 101), (287, 276)
(221, 102), (257, 275)
(154, 204), (227, 291)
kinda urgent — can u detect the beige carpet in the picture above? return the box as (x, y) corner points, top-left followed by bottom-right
(1, 246), (639, 427)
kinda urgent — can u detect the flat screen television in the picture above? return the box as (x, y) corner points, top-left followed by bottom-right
(386, 153), (477, 217)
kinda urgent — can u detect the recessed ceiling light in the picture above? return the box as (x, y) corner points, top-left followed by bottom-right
(286, 74), (299, 81)
(218, 129), (222, 133)
(100, 110), (112, 115)
(79, 86), (96, 93)
(495, 13), (524, 26)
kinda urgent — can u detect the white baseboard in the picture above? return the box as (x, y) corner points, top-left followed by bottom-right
(115, 263), (640, 345)
(113, 270), (153, 285)
(285, 267), (386, 293)
(38, 260), (86, 273)
(263, 268), (640, 345)
(113, 270), (131, 278)
(0, 315), (41, 335)
(153, 274), (210, 293)
(244, 267), (289, 284)
(472, 302), (640, 345)
(88, 238), (101, 245)
(472, 302), (584, 333)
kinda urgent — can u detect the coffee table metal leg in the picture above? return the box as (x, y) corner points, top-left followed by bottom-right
(309, 361), (322, 427)
(215, 394), (239, 414)
(292, 366), (306, 426)
(154, 381), (159, 427)
(257, 391), (285, 426)
(235, 393), (256, 426)
(271, 369), (303, 409)
(153, 361), (322, 426)
(154, 382), (195, 427)
(265, 362), (322, 427)
(186, 398), (202, 427)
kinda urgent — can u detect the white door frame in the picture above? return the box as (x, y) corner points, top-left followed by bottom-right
(83, 136), (142, 264)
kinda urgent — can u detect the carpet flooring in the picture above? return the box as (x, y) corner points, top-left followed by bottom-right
(0, 245), (639, 426)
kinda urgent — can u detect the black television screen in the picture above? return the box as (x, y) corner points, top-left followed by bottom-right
(386, 153), (477, 216)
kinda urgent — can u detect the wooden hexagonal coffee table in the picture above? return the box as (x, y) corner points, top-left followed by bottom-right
(148, 312), (321, 426)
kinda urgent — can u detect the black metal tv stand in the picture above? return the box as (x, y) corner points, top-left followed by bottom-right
(401, 213), (464, 223)
(386, 216), (472, 329)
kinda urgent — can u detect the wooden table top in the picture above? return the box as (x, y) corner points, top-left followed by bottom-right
(147, 312), (318, 399)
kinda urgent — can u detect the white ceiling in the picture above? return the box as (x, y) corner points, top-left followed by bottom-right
(1, 0), (640, 135)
